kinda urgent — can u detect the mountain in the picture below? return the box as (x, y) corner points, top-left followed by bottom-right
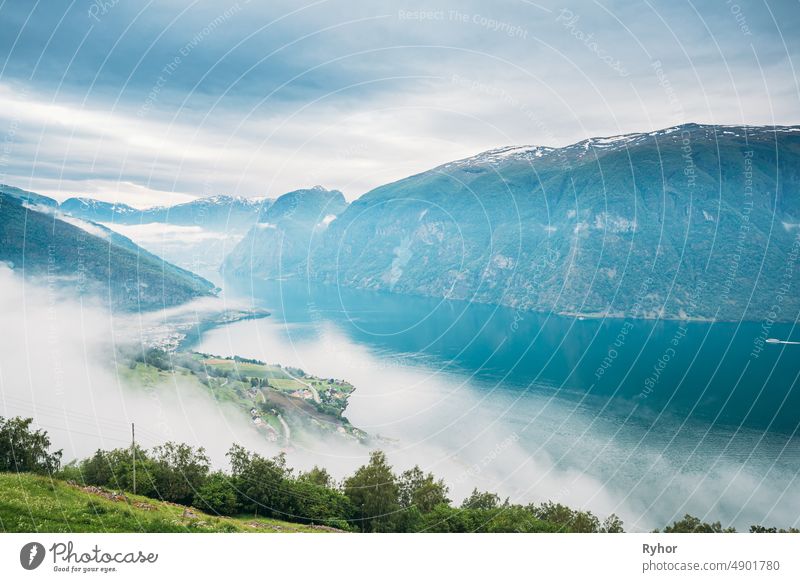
(223, 124), (800, 322)
(59, 197), (140, 222)
(0, 184), (58, 207)
(0, 192), (215, 311)
(222, 186), (347, 278)
(60, 194), (270, 232)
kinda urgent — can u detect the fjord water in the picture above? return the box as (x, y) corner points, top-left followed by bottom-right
(196, 278), (800, 531)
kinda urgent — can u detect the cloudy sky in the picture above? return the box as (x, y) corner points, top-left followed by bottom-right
(0, 0), (798, 206)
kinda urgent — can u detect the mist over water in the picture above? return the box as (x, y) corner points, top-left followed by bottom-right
(0, 266), (273, 467)
(2, 262), (798, 531)
(193, 278), (800, 531)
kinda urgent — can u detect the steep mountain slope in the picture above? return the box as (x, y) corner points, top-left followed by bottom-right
(61, 195), (270, 232)
(226, 124), (800, 321)
(0, 193), (215, 310)
(0, 184), (58, 207)
(222, 186), (347, 278)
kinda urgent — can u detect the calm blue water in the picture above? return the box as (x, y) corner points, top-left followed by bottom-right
(196, 277), (800, 531)
(224, 277), (800, 435)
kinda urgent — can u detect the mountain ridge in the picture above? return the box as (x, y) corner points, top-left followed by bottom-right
(0, 191), (216, 311)
(59, 193), (271, 232)
(224, 122), (800, 322)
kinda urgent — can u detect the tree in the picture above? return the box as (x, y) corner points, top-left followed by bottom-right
(528, 501), (601, 533)
(419, 504), (558, 533)
(398, 466), (450, 513)
(136, 347), (172, 371)
(227, 445), (292, 518)
(461, 489), (504, 510)
(662, 514), (736, 533)
(194, 471), (239, 515)
(284, 479), (353, 527)
(0, 416), (62, 474)
(150, 442), (210, 505)
(299, 466), (333, 488)
(343, 451), (399, 532)
(600, 513), (625, 533)
(78, 445), (157, 497)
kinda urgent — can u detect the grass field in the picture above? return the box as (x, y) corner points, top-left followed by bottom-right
(0, 473), (337, 533)
(200, 358), (296, 381)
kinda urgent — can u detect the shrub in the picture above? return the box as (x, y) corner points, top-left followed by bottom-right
(150, 442), (210, 505)
(194, 472), (239, 516)
(343, 451), (400, 532)
(0, 416), (62, 474)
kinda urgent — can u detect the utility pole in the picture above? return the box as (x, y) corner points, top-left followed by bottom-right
(131, 422), (136, 495)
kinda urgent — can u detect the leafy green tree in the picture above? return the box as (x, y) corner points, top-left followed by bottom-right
(136, 347), (173, 371)
(227, 445), (292, 518)
(299, 466), (334, 488)
(343, 451), (399, 532)
(479, 506), (560, 533)
(419, 504), (557, 533)
(78, 445), (157, 497)
(398, 466), (450, 513)
(194, 471), (239, 515)
(528, 501), (601, 532)
(461, 488), (504, 510)
(600, 513), (625, 533)
(284, 479), (353, 527)
(0, 416), (62, 474)
(662, 514), (736, 533)
(418, 504), (474, 532)
(150, 442), (210, 505)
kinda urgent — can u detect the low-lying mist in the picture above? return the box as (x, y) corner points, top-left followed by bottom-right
(2, 264), (798, 532)
(195, 315), (800, 532)
(0, 266), (279, 466)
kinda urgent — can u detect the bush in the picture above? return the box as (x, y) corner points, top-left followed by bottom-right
(194, 472), (239, 516)
(343, 451), (400, 532)
(284, 478), (353, 525)
(227, 445), (293, 518)
(661, 514), (736, 533)
(149, 442), (210, 506)
(0, 416), (62, 474)
(78, 445), (157, 498)
(398, 466), (450, 513)
(528, 501), (601, 532)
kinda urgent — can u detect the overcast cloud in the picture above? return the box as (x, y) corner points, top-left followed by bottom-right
(0, 0), (797, 205)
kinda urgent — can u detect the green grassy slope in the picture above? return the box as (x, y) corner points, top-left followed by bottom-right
(0, 473), (336, 533)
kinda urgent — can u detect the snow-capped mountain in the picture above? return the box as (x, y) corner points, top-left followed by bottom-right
(224, 123), (800, 322)
(59, 194), (271, 232)
(59, 197), (140, 222)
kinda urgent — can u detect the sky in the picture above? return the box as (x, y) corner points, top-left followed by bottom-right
(0, 0), (798, 207)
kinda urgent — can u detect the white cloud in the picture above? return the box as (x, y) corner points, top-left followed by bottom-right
(0, 266), (269, 465)
(0, 0), (797, 209)
(101, 222), (230, 245)
(57, 215), (110, 239)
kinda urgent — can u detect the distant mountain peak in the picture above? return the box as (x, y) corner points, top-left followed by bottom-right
(57, 191), (270, 232)
(447, 123), (800, 171)
(224, 122), (800, 323)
